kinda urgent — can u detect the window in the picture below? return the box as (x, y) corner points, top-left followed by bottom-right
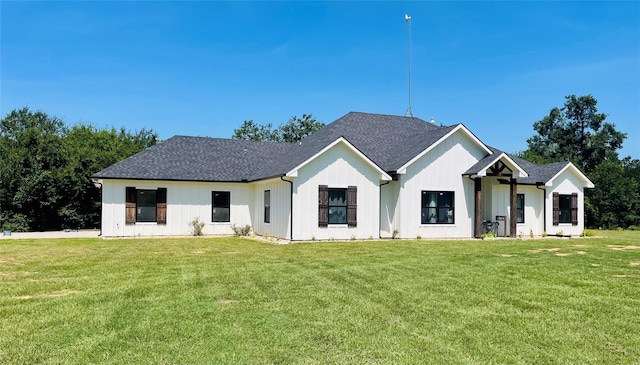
(212, 191), (230, 222)
(421, 191), (454, 224)
(125, 187), (167, 224)
(516, 194), (525, 224)
(558, 195), (572, 223)
(264, 190), (270, 223)
(553, 192), (578, 225)
(328, 189), (347, 224)
(318, 185), (357, 227)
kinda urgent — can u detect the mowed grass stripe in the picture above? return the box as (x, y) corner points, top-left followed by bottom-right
(1, 232), (638, 364)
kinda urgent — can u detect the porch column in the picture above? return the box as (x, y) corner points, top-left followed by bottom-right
(510, 177), (517, 237)
(475, 178), (482, 238)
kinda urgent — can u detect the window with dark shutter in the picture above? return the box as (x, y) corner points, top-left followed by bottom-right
(126, 187), (136, 225)
(157, 188), (167, 225)
(571, 193), (578, 226)
(552, 192), (559, 226)
(318, 185), (329, 227)
(347, 186), (357, 227)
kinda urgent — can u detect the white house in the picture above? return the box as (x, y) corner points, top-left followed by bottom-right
(91, 112), (594, 240)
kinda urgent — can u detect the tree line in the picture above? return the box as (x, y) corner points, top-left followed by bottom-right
(518, 95), (639, 229)
(1, 97), (637, 232)
(0, 107), (158, 231)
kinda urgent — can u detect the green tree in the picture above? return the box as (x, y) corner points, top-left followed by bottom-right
(232, 120), (279, 141)
(0, 107), (66, 231)
(278, 114), (325, 143)
(587, 160), (640, 229)
(232, 114), (324, 142)
(526, 95), (626, 173)
(0, 107), (158, 232)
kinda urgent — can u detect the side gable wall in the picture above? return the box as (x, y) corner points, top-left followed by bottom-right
(291, 142), (382, 240)
(394, 129), (488, 239)
(545, 169), (588, 236)
(101, 179), (253, 237)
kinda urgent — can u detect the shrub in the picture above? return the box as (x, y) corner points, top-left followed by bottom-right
(581, 229), (597, 237)
(392, 229), (399, 239)
(542, 231), (548, 237)
(529, 229), (534, 238)
(232, 224), (252, 236)
(188, 217), (206, 236)
(556, 230), (564, 237)
(482, 233), (495, 239)
(628, 225), (639, 231)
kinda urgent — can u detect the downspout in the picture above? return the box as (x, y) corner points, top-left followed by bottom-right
(91, 179), (103, 237)
(379, 180), (391, 238)
(536, 183), (546, 234)
(280, 176), (293, 240)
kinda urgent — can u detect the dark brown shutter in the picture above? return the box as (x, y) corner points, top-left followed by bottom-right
(347, 186), (357, 227)
(571, 193), (578, 226)
(157, 188), (167, 225)
(125, 187), (136, 225)
(552, 192), (559, 226)
(318, 185), (328, 227)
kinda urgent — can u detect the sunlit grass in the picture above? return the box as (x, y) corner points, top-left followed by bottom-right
(1, 232), (638, 364)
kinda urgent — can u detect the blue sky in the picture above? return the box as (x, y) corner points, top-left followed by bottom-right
(2, 1), (639, 159)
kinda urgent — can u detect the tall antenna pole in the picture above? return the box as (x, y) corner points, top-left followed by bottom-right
(405, 14), (413, 117)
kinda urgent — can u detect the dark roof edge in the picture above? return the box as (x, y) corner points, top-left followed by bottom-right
(90, 174), (287, 184)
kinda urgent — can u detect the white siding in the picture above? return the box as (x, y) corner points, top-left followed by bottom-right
(252, 178), (291, 239)
(292, 142), (382, 240)
(380, 181), (400, 238)
(546, 170), (587, 236)
(395, 129), (487, 239)
(491, 184), (544, 236)
(101, 180), (253, 237)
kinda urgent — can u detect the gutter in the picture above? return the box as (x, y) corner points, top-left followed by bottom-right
(280, 176), (294, 240)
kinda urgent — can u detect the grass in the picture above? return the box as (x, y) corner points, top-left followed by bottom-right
(1, 231), (638, 364)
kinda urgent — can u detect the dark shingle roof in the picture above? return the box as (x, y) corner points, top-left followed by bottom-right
(463, 146), (570, 185)
(92, 136), (292, 182)
(92, 111), (573, 184)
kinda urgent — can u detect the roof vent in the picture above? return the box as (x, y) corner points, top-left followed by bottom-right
(430, 117), (435, 124)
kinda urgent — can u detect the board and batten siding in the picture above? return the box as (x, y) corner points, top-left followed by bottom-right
(491, 183), (544, 237)
(252, 178), (291, 239)
(545, 169), (586, 236)
(291, 142), (382, 240)
(380, 180), (400, 238)
(100, 179), (253, 237)
(394, 129), (487, 239)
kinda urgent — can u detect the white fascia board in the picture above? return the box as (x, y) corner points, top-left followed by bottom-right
(285, 137), (392, 181)
(545, 162), (595, 188)
(476, 153), (529, 178)
(397, 124), (493, 174)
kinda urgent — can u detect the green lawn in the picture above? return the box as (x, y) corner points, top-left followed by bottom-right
(1, 231), (638, 364)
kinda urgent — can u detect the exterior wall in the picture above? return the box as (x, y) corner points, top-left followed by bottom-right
(545, 170), (587, 236)
(100, 179), (253, 237)
(380, 181), (400, 238)
(291, 142), (382, 240)
(251, 178), (291, 239)
(491, 183), (544, 236)
(395, 130), (488, 239)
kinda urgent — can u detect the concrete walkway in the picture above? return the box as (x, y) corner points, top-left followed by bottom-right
(1, 230), (101, 240)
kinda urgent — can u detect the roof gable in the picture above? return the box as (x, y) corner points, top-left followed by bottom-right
(285, 137), (392, 181)
(396, 124), (492, 174)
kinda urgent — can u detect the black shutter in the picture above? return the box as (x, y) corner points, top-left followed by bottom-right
(347, 186), (357, 227)
(125, 187), (136, 225)
(157, 188), (167, 225)
(571, 193), (578, 226)
(318, 185), (328, 227)
(552, 192), (559, 226)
